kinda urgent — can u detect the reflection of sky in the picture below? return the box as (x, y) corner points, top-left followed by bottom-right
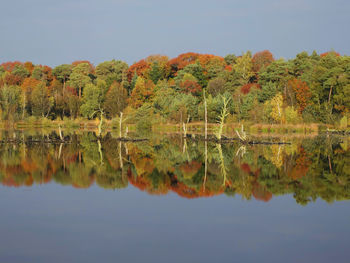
(0, 0), (349, 66)
(0, 185), (349, 263)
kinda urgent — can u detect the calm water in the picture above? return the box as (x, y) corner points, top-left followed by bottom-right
(0, 131), (349, 263)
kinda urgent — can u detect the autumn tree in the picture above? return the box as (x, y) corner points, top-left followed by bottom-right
(80, 82), (105, 118)
(127, 59), (150, 82)
(20, 77), (42, 118)
(146, 55), (169, 84)
(31, 83), (53, 117)
(52, 64), (72, 91)
(80, 80), (108, 135)
(72, 60), (94, 73)
(32, 65), (53, 85)
(288, 79), (312, 113)
(175, 63), (207, 88)
(265, 93), (284, 123)
(207, 77), (226, 96)
(224, 54), (237, 65)
(178, 73), (202, 96)
(68, 63), (92, 98)
(103, 82), (128, 118)
(233, 52), (254, 85)
(95, 60), (128, 86)
(129, 77), (155, 108)
(252, 50), (274, 73)
(197, 54), (226, 79)
(0, 85), (22, 120)
(167, 52), (200, 78)
(0, 61), (23, 72)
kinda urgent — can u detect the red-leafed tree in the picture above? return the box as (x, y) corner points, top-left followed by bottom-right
(0, 61), (23, 72)
(127, 59), (150, 82)
(167, 52), (200, 77)
(320, 51), (340, 57)
(240, 83), (260, 94)
(252, 50), (274, 73)
(1, 72), (22, 86)
(180, 80), (202, 95)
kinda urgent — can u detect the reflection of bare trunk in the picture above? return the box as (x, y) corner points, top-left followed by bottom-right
(22, 94), (26, 119)
(183, 139), (190, 160)
(98, 111), (104, 137)
(328, 155), (333, 174)
(23, 133), (26, 158)
(119, 141), (123, 169)
(98, 139), (103, 165)
(119, 112), (123, 138)
(182, 116), (190, 138)
(203, 140), (208, 191)
(124, 126), (128, 138)
(216, 143), (227, 187)
(58, 143), (63, 159)
(125, 142), (128, 156)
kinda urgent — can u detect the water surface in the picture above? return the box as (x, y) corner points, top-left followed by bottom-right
(0, 131), (349, 263)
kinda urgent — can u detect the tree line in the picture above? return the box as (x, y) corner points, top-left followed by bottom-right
(0, 50), (349, 127)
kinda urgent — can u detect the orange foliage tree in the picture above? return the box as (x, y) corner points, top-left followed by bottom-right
(24, 62), (34, 73)
(129, 77), (155, 108)
(288, 79), (312, 113)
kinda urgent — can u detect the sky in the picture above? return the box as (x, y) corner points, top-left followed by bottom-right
(0, 0), (349, 66)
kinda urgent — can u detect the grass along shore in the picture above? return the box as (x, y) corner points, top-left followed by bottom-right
(0, 117), (347, 136)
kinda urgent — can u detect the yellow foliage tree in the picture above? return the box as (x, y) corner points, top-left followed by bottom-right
(129, 77), (155, 108)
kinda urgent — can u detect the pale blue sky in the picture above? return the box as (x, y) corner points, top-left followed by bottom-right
(1, 0), (349, 66)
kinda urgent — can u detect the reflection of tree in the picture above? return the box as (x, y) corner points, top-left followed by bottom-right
(0, 131), (349, 205)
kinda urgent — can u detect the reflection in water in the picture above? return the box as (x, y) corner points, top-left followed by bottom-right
(0, 131), (349, 205)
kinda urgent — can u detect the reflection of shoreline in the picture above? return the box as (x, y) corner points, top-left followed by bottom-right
(0, 132), (348, 205)
(156, 131), (319, 139)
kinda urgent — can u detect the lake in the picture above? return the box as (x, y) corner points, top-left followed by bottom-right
(0, 130), (349, 263)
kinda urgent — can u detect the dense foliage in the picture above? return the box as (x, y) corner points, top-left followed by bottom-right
(0, 50), (349, 125)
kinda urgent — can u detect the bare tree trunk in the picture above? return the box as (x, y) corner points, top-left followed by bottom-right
(22, 94), (26, 120)
(204, 90), (207, 140)
(328, 86), (333, 104)
(58, 125), (63, 140)
(203, 140), (207, 191)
